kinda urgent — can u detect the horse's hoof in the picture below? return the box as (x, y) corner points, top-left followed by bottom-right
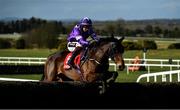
(99, 88), (106, 95)
(99, 90), (104, 95)
(98, 82), (106, 95)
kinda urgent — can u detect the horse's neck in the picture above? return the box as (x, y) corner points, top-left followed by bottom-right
(92, 43), (111, 62)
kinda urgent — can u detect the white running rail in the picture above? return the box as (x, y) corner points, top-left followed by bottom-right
(125, 63), (180, 74)
(1, 57), (180, 65)
(0, 77), (39, 82)
(136, 69), (180, 83)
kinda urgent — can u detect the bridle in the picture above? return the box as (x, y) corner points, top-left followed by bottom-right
(86, 41), (120, 65)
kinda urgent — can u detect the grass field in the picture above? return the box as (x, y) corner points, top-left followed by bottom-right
(0, 49), (57, 57)
(0, 48), (179, 82)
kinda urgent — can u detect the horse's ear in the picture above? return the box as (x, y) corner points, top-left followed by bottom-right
(119, 36), (124, 42)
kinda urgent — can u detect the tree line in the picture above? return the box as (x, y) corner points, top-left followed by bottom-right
(0, 17), (180, 49)
(0, 17), (66, 49)
(93, 19), (180, 38)
(0, 17), (66, 34)
(1, 17), (180, 38)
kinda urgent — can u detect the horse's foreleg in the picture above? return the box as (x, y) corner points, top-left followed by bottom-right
(105, 71), (118, 83)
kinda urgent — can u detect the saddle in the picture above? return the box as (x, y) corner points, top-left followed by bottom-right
(64, 42), (89, 69)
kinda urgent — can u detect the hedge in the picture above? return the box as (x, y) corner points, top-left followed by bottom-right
(168, 43), (180, 49)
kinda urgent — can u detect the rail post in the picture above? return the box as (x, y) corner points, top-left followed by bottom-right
(143, 48), (147, 64)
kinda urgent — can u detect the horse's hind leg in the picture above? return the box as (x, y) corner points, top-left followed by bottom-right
(44, 61), (57, 81)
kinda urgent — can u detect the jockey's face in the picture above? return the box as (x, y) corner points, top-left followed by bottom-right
(82, 25), (90, 32)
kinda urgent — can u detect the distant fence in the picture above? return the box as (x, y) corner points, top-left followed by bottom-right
(1, 57), (180, 65)
(136, 69), (180, 82)
(0, 57), (46, 65)
(0, 57), (180, 73)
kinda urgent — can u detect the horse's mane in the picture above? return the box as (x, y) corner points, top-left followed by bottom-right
(99, 37), (118, 42)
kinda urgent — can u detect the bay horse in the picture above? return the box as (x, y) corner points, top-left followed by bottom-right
(41, 36), (125, 84)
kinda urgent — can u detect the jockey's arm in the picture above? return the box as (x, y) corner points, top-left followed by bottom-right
(78, 37), (89, 47)
(90, 28), (99, 42)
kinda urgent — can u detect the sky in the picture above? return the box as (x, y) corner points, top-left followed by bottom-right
(0, 0), (180, 21)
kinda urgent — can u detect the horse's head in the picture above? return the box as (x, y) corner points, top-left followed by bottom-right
(108, 36), (125, 71)
(78, 36), (125, 82)
(88, 36), (125, 71)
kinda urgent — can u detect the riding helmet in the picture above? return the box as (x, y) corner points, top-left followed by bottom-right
(80, 17), (92, 26)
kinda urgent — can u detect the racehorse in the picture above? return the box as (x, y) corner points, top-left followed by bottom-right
(41, 36), (125, 84)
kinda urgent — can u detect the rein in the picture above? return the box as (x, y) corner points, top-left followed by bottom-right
(87, 42), (116, 66)
(89, 58), (101, 64)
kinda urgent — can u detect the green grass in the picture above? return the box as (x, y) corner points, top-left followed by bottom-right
(0, 49), (57, 57)
(123, 49), (180, 59)
(116, 71), (143, 82)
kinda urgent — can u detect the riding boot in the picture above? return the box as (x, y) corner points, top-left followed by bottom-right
(68, 47), (82, 68)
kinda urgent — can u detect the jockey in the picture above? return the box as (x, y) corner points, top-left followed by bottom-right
(67, 17), (99, 69)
